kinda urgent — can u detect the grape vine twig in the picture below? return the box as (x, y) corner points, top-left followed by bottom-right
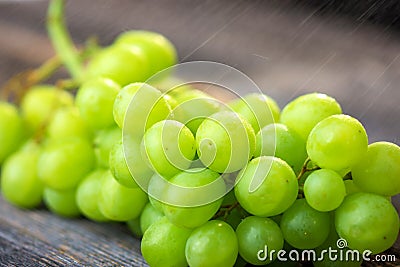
(47, 0), (84, 82)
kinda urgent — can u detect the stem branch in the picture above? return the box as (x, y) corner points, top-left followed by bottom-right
(47, 0), (84, 81)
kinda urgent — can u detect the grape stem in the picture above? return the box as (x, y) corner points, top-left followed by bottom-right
(297, 157), (320, 181)
(0, 56), (61, 103)
(47, 0), (84, 82)
(212, 201), (241, 220)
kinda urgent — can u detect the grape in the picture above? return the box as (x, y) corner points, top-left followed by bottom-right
(314, 224), (362, 267)
(38, 137), (95, 190)
(352, 141), (400, 196)
(167, 87), (225, 133)
(94, 127), (121, 168)
(98, 171), (148, 221)
(304, 169), (346, 212)
(255, 123), (307, 174)
(160, 168), (225, 228)
(147, 173), (167, 213)
(113, 82), (171, 133)
(0, 102), (25, 163)
(75, 77), (120, 130)
(47, 107), (92, 140)
(76, 169), (108, 222)
(1, 141), (42, 208)
(20, 85), (73, 133)
(280, 93), (342, 140)
(140, 202), (164, 233)
(307, 114), (368, 171)
(86, 45), (150, 86)
(114, 30), (177, 76)
(229, 93), (280, 133)
(196, 111), (255, 173)
(344, 180), (362, 195)
(141, 216), (192, 267)
(335, 192), (399, 254)
(109, 141), (138, 188)
(141, 120), (196, 178)
(117, 136), (154, 189)
(280, 199), (331, 249)
(127, 217), (143, 238)
(43, 187), (80, 217)
(236, 216), (284, 265)
(185, 220), (238, 267)
(235, 156), (298, 217)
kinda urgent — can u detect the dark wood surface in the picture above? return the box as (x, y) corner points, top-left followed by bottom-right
(0, 1), (399, 266)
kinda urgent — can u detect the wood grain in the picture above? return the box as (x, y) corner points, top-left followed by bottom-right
(0, 0), (399, 266)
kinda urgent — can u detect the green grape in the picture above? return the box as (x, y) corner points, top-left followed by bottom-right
(161, 168), (225, 228)
(304, 169), (346, 212)
(0, 102), (25, 163)
(114, 30), (177, 76)
(280, 199), (331, 249)
(344, 180), (362, 195)
(335, 192), (399, 254)
(75, 77), (121, 130)
(109, 141), (138, 188)
(43, 187), (80, 217)
(94, 127), (121, 168)
(167, 87), (224, 133)
(280, 93), (342, 140)
(229, 93), (280, 133)
(20, 85), (73, 133)
(140, 202), (164, 233)
(352, 141), (400, 196)
(38, 137), (95, 190)
(127, 217), (143, 238)
(255, 123), (307, 174)
(307, 114), (368, 171)
(147, 173), (167, 213)
(236, 216), (284, 265)
(141, 120), (196, 178)
(86, 45), (150, 86)
(113, 82), (171, 133)
(98, 171), (148, 221)
(314, 223), (362, 267)
(235, 156), (298, 217)
(47, 107), (92, 140)
(141, 216), (192, 267)
(196, 111), (255, 173)
(76, 169), (108, 222)
(185, 220), (238, 267)
(1, 141), (42, 208)
(116, 136), (154, 189)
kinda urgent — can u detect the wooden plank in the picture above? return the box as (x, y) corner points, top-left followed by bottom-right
(0, 196), (147, 266)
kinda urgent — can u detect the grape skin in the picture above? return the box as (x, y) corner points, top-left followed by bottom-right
(0, 102), (25, 163)
(335, 192), (399, 254)
(235, 156), (298, 217)
(307, 114), (368, 171)
(1, 142), (42, 209)
(141, 216), (192, 267)
(196, 111), (255, 173)
(352, 141), (400, 196)
(280, 93), (342, 141)
(185, 220), (238, 267)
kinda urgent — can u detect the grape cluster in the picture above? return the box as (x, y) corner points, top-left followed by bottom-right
(1, 26), (400, 267)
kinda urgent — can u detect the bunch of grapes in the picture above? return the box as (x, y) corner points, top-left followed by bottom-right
(0, 1), (399, 267)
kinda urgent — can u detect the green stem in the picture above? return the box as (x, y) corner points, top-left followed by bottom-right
(47, 0), (84, 81)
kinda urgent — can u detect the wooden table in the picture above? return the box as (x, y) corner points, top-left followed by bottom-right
(0, 1), (399, 266)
